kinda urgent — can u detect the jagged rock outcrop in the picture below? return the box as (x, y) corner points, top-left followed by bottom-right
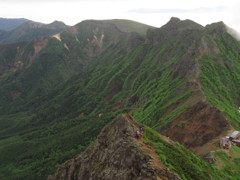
(48, 115), (181, 180)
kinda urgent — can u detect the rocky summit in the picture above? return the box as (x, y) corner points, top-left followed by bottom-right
(48, 115), (181, 180)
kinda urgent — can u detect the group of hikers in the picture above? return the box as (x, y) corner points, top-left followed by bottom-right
(129, 116), (144, 139)
(135, 125), (144, 139)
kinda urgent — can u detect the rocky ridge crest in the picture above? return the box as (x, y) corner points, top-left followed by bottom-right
(48, 115), (181, 180)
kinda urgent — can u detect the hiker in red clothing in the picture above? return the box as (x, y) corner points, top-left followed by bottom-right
(135, 130), (143, 139)
(135, 130), (140, 139)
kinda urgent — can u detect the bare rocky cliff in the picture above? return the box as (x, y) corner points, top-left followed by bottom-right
(48, 115), (181, 180)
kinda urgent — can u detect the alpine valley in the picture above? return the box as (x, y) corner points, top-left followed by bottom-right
(0, 17), (240, 180)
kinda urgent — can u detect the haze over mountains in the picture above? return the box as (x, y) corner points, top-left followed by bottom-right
(0, 17), (240, 180)
(0, 18), (68, 44)
(0, 18), (29, 31)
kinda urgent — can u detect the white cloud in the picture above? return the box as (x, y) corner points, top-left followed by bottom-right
(226, 25), (240, 41)
(128, 6), (225, 14)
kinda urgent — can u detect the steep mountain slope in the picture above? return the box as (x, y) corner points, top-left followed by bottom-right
(134, 18), (240, 147)
(49, 115), (233, 180)
(155, 20), (240, 148)
(1, 17), (240, 179)
(48, 115), (181, 180)
(0, 19), (150, 180)
(0, 20), (68, 44)
(0, 18), (28, 31)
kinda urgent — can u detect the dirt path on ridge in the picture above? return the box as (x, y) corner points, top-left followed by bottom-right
(123, 114), (168, 173)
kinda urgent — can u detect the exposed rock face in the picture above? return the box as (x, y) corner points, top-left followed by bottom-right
(0, 37), (48, 79)
(48, 116), (181, 180)
(162, 101), (229, 148)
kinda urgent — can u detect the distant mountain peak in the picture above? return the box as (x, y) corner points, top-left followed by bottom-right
(168, 17), (181, 23)
(48, 20), (67, 27)
(165, 17), (203, 30)
(51, 20), (64, 24)
(206, 21), (225, 27)
(20, 20), (43, 29)
(146, 17), (203, 44)
(0, 18), (29, 31)
(205, 21), (227, 34)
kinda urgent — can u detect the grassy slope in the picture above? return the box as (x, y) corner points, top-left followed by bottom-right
(213, 146), (240, 179)
(143, 125), (240, 180)
(200, 28), (240, 129)
(143, 126), (220, 180)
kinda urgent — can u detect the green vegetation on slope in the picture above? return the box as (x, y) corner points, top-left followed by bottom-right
(200, 32), (240, 129)
(213, 146), (240, 179)
(143, 126), (237, 180)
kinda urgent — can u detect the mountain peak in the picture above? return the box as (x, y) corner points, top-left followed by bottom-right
(19, 20), (43, 29)
(146, 17), (203, 44)
(168, 17), (181, 23)
(205, 21), (227, 34)
(48, 20), (68, 28)
(165, 17), (203, 30)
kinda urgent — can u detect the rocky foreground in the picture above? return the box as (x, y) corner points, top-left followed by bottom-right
(48, 115), (181, 180)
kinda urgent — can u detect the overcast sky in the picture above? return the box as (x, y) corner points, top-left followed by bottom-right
(1, 0), (240, 32)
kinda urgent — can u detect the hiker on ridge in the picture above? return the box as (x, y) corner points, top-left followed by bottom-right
(135, 130), (140, 139)
(135, 130), (143, 139)
(139, 125), (144, 133)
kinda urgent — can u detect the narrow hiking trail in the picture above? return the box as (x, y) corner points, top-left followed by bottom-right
(123, 114), (169, 174)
